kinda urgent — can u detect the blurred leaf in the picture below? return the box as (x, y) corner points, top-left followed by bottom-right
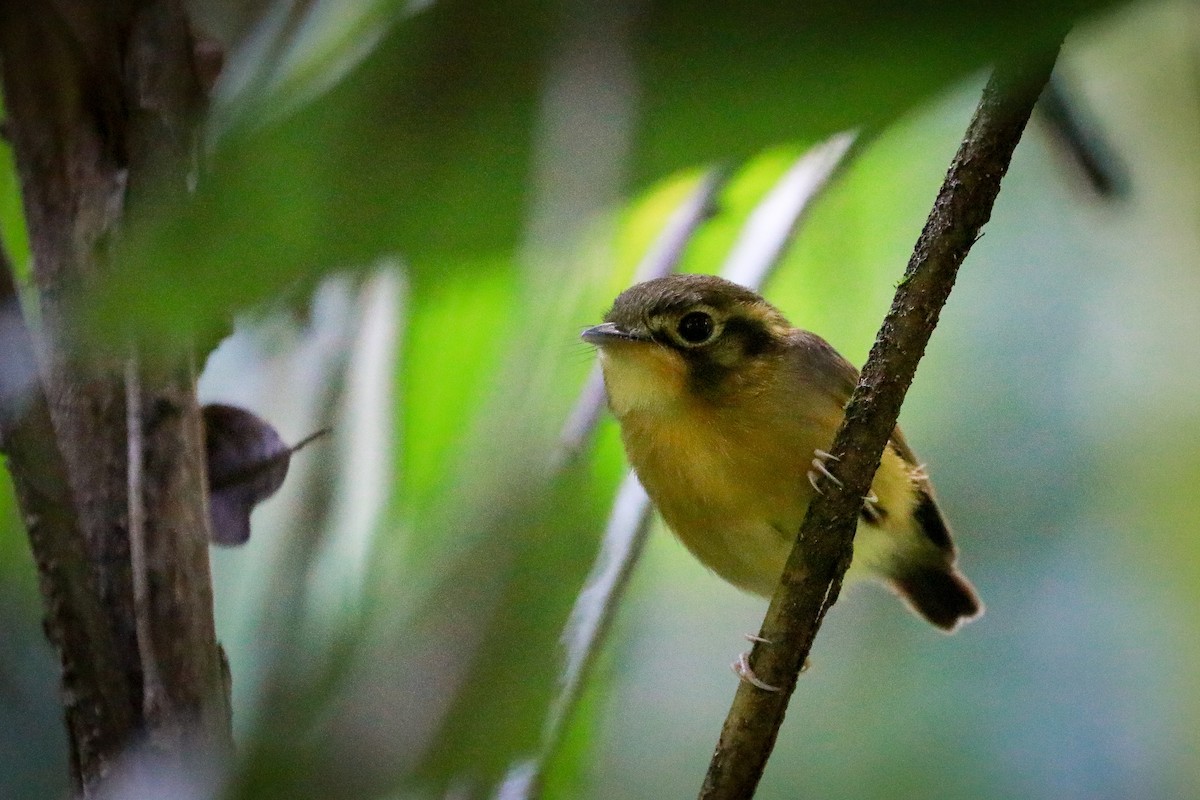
(0, 95), (30, 281)
(535, 650), (611, 799)
(210, 0), (415, 140)
(399, 260), (519, 532)
(98, 0), (1119, 346)
(0, 114), (60, 800)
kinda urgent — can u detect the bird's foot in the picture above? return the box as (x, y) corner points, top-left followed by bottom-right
(807, 449), (843, 494)
(732, 652), (780, 692)
(861, 491), (884, 524)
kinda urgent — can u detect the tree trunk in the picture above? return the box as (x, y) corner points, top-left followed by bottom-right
(0, 2), (231, 795)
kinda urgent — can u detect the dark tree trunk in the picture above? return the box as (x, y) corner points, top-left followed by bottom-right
(0, 2), (231, 795)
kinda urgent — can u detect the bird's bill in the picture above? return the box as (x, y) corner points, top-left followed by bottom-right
(580, 322), (649, 345)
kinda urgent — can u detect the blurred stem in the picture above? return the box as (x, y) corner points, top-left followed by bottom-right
(557, 167), (729, 462)
(719, 131), (857, 287)
(505, 172), (727, 799)
(504, 134), (858, 800)
(697, 46), (1064, 800)
(1037, 70), (1127, 198)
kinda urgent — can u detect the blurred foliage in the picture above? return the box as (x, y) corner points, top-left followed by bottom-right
(0, 147), (28, 282)
(3, 1), (1200, 799)
(97, 0), (1116, 348)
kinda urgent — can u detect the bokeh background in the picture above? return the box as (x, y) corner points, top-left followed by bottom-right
(2, 0), (1199, 798)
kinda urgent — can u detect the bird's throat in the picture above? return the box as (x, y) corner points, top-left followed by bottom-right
(598, 346), (688, 418)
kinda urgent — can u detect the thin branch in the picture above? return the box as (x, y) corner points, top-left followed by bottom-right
(1037, 70), (1127, 198)
(698, 47), (1064, 800)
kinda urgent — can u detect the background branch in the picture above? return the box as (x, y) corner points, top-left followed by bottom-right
(500, 133), (858, 799)
(698, 46), (1065, 800)
(557, 167), (730, 463)
(1037, 70), (1128, 198)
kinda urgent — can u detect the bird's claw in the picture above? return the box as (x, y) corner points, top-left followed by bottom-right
(861, 492), (884, 524)
(732, 652), (781, 692)
(807, 449), (843, 494)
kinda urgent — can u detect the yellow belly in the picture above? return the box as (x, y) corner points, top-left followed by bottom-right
(620, 399), (920, 597)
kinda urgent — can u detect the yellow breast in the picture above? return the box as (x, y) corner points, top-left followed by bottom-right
(617, 384), (827, 594)
(604, 351), (920, 596)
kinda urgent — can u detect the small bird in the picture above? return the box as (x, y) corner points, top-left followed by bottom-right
(582, 274), (981, 631)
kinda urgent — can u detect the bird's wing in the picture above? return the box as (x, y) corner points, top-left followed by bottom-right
(787, 330), (859, 404)
(790, 330), (956, 553)
(886, 425), (921, 470)
(791, 330), (924, 470)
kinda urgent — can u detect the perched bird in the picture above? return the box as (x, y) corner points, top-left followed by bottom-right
(582, 274), (981, 631)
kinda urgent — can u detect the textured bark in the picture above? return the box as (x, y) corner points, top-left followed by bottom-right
(698, 46), (1064, 800)
(0, 252), (137, 797)
(0, 2), (230, 794)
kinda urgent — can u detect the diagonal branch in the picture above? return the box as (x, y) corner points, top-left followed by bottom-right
(557, 167), (730, 463)
(698, 46), (1064, 800)
(719, 131), (856, 288)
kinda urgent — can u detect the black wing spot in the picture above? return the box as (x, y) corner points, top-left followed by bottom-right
(913, 488), (954, 554)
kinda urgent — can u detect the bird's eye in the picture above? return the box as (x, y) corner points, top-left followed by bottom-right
(676, 311), (715, 345)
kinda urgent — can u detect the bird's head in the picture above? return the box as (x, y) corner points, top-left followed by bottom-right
(581, 274), (791, 417)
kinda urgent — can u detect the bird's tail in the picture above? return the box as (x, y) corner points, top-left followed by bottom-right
(891, 562), (983, 632)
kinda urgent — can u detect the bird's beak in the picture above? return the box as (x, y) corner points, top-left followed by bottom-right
(580, 322), (649, 346)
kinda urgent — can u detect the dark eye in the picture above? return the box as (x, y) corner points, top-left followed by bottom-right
(677, 311), (715, 344)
